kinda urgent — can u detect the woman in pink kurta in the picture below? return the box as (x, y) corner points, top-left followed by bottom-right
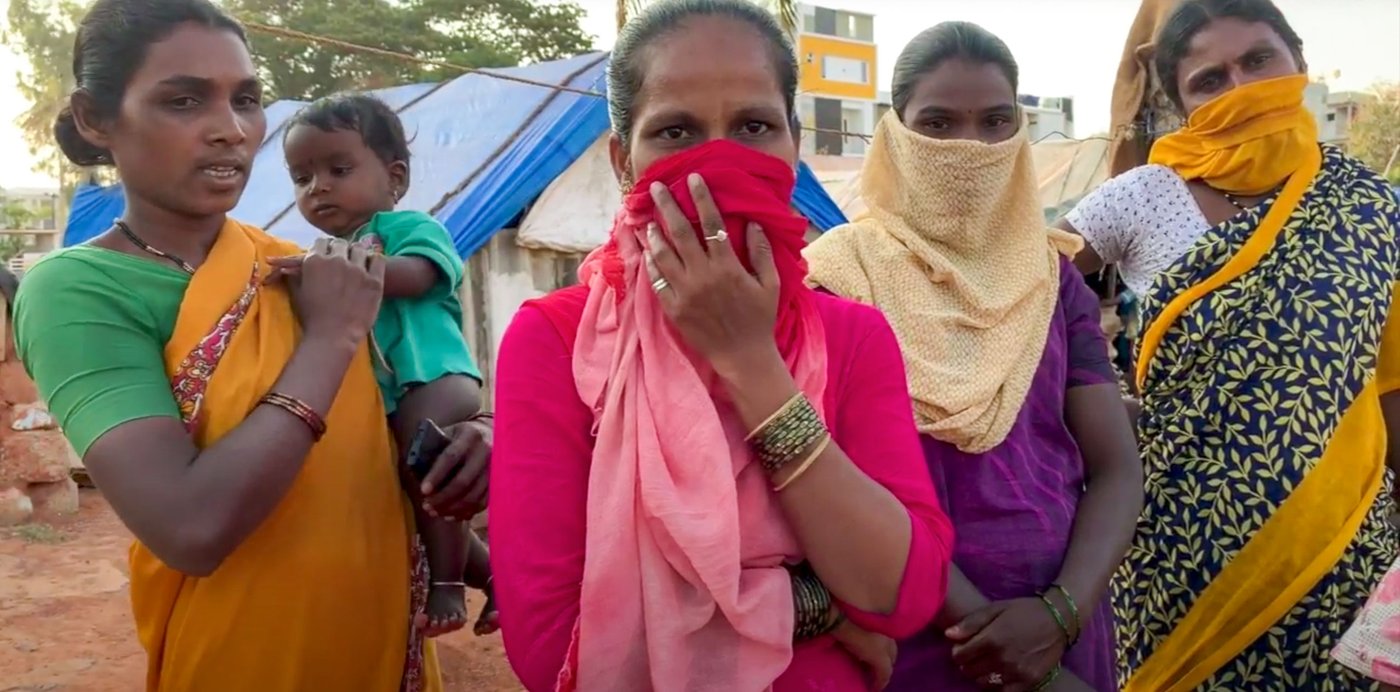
(488, 1), (954, 690)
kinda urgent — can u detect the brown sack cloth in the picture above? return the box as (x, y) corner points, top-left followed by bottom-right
(1108, 0), (1183, 175)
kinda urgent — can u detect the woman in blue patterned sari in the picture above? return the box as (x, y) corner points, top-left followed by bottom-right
(1061, 0), (1400, 689)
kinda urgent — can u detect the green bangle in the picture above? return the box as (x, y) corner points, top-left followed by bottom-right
(1037, 593), (1072, 645)
(1047, 583), (1082, 645)
(1030, 664), (1061, 691)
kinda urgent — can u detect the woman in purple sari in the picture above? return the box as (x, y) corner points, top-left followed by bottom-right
(804, 23), (1142, 692)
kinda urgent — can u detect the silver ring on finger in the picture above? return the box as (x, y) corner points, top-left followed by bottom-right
(985, 673), (1004, 687)
(704, 229), (729, 243)
(651, 276), (671, 293)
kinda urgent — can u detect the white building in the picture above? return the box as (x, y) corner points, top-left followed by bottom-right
(0, 187), (62, 265)
(1304, 81), (1373, 146)
(1321, 91), (1373, 145)
(1019, 95), (1076, 142)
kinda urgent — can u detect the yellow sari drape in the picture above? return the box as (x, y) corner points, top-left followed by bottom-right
(130, 219), (439, 691)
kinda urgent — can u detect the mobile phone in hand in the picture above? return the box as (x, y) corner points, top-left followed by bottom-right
(406, 418), (454, 484)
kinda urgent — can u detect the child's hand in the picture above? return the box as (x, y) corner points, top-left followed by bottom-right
(264, 254), (305, 285)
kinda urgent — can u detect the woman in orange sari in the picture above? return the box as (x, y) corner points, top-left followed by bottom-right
(12, 1), (487, 689)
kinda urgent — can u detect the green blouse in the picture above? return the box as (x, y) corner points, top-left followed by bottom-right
(14, 246), (188, 457)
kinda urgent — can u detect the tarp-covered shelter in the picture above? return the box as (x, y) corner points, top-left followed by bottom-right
(61, 51), (849, 378)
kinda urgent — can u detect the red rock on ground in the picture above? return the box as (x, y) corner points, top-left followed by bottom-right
(0, 430), (78, 487)
(28, 477), (79, 517)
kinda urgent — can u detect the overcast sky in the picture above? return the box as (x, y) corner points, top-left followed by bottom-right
(2, 0), (1397, 188)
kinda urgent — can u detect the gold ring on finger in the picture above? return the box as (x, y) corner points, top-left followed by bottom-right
(651, 277), (670, 293)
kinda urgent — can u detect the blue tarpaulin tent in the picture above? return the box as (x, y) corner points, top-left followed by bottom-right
(63, 52), (848, 254)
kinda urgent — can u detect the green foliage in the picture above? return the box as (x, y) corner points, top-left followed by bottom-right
(1348, 82), (1400, 182)
(0, 202), (37, 229)
(4, 0), (88, 194)
(0, 235), (27, 261)
(3, 0), (594, 192)
(224, 0), (596, 101)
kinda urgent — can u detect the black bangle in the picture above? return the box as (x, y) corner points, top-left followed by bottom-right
(786, 562), (833, 642)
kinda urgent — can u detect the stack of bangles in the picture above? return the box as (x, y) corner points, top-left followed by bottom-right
(260, 391), (327, 441)
(1028, 583), (1081, 690)
(745, 393), (830, 492)
(787, 562), (843, 642)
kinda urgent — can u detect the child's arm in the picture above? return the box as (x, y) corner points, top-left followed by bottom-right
(383, 255), (441, 299)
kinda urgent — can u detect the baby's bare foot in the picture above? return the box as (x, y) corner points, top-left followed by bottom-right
(422, 584), (468, 638)
(474, 587), (499, 636)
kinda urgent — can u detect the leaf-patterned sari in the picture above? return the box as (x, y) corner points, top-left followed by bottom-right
(1116, 146), (1400, 690)
(132, 219), (439, 691)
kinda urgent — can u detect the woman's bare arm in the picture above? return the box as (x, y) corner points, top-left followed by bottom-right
(81, 240), (385, 577)
(1383, 393), (1400, 477)
(1056, 382), (1143, 619)
(1056, 218), (1105, 276)
(719, 351), (914, 615)
(84, 332), (361, 576)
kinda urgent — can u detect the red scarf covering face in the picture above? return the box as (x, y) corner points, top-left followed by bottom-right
(559, 140), (829, 691)
(585, 138), (818, 364)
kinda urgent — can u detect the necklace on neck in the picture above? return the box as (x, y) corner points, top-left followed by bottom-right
(1222, 185), (1281, 212)
(1223, 192), (1251, 211)
(115, 219), (196, 275)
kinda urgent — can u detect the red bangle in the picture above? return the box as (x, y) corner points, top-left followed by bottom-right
(260, 392), (327, 441)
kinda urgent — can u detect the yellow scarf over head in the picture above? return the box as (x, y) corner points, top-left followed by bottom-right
(804, 112), (1080, 453)
(1148, 74), (1318, 195)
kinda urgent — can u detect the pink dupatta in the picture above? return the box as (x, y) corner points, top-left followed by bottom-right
(558, 140), (829, 691)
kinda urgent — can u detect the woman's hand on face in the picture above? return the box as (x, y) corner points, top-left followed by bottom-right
(946, 598), (1067, 690)
(643, 175), (782, 380)
(831, 616), (896, 690)
(286, 237), (385, 345)
(421, 416), (492, 520)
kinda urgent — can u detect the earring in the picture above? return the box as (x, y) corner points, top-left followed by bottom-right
(619, 171), (635, 195)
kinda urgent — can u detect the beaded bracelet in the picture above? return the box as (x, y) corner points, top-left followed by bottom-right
(1048, 583), (1081, 644)
(745, 395), (802, 441)
(772, 435), (830, 492)
(749, 395), (827, 475)
(260, 392), (327, 441)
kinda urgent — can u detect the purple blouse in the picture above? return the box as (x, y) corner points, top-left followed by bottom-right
(888, 258), (1120, 692)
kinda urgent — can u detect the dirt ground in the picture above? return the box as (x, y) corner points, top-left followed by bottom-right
(0, 490), (521, 691)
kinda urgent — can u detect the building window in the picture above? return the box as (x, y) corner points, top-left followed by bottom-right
(821, 56), (868, 85)
(833, 12), (874, 41)
(1327, 112), (1337, 122)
